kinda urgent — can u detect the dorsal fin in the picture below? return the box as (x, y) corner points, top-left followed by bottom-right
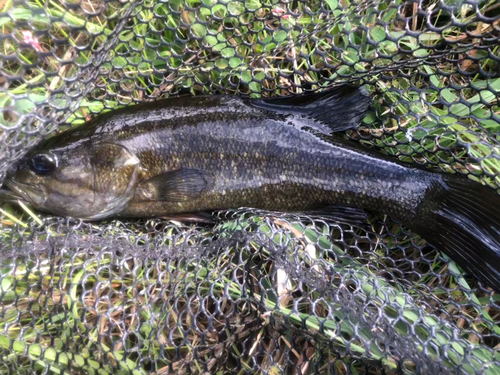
(246, 84), (371, 133)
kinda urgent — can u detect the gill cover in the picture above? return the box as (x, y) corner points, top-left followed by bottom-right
(84, 142), (141, 220)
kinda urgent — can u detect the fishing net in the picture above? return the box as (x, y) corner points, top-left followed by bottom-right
(1, 0), (500, 373)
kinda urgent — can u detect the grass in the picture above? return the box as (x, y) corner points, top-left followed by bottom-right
(1, 0), (500, 374)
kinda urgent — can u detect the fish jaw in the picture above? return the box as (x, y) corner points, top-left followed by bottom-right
(1, 178), (47, 207)
(0, 188), (21, 204)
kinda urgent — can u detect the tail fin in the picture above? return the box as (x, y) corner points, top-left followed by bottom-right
(418, 175), (500, 291)
(246, 84), (372, 133)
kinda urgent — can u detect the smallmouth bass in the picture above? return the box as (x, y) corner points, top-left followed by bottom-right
(1, 84), (500, 291)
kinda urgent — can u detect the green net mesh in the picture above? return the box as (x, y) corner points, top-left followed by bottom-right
(1, 0), (500, 374)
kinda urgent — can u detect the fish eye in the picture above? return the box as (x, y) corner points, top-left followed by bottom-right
(29, 153), (57, 176)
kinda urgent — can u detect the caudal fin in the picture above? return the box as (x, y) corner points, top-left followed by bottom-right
(418, 175), (500, 291)
(246, 84), (372, 133)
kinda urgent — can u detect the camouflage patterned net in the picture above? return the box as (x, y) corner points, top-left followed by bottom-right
(1, 0), (500, 374)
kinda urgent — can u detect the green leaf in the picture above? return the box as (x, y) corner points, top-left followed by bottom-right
(324, 0), (338, 10)
(0, 16), (11, 26)
(274, 30), (287, 42)
(205, 35), (218, 46)
(229, 57), (242, 68)
(221, 47), (235, 58)
(191, 23), (206, 37)
(369, 25), (386, 42)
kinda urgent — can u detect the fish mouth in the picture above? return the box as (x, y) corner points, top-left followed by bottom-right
(0, 178), (47, 206)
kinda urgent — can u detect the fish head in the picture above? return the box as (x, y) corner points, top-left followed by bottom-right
(3, 140), (141, 220)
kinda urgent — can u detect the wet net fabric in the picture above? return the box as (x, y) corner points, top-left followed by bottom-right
(1, 0), (500, 374)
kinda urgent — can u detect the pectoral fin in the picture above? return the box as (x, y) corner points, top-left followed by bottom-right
(139, 168), (213, 202)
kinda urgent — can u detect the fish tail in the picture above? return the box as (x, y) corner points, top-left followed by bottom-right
(418, 174), (500, 291)
(247, 84), (372, 132)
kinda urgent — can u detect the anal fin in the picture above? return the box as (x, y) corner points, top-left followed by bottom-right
(301, 204), (369, 226)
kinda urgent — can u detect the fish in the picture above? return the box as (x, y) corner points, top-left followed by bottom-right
(1, 84), (500, 291)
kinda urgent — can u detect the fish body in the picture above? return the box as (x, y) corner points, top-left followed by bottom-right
(111, 97), (427, 223)
(2, 85), (500, 291)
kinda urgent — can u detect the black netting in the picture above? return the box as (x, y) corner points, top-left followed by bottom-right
(1, 0), (500, 374)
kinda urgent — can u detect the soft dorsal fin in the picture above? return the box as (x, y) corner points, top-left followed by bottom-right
(140, 168), (214, 202)
(245, 84), (371, 133)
